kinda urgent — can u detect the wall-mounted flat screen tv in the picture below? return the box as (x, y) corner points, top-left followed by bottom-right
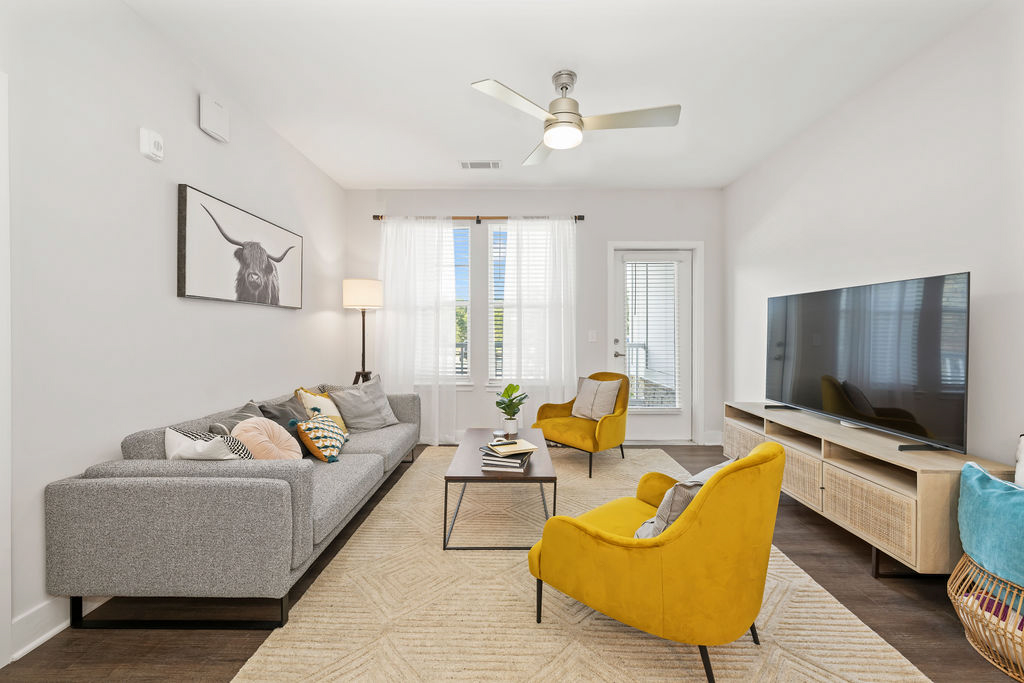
(766, 272), (969, 452)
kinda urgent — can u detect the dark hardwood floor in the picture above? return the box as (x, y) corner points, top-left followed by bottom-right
(0, 445), (1005, 682)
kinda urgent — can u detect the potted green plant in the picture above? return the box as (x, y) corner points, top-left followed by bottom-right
(496, 383), (529, 437)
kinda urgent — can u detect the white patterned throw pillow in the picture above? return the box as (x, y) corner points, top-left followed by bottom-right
(164, 427), (253, 460)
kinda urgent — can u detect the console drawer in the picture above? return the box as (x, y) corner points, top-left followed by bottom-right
(782, 448), (823, 510)
(723, 420), (765, 460)
(822, 463), (916, 566)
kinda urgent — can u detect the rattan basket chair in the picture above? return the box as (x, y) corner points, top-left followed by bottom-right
(948, 553), (1024, 681)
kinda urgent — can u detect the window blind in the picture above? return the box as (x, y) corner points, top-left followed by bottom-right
(624, 260), (678, 408)
(489, 224), (553, 381)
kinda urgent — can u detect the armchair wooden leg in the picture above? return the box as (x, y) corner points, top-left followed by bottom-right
(698, 645), (715, 682)
(750, 623), (759, 645)
(619, 444), (625, 459)
(588, 452), (593, 478)
(536, 579), (542, 623)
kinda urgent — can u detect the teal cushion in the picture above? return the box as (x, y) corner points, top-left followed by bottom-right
(958, 462), (1024, 587)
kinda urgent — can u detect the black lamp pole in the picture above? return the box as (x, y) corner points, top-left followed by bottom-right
(353, 308), (372, 384)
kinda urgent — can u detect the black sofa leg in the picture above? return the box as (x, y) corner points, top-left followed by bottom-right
(70, 596), (83, 628)
(750, 623), (759, 645)
(536, 579), (542, 623)
(698, 645), (715, 682)
(619, 444), (625, 459)
(588, 452), (593, 478)
(68, 594), (289, 629)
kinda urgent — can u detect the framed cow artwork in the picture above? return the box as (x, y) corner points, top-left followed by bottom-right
(177, 185), (303, 309)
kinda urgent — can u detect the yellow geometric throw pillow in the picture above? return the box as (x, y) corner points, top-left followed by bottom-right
(290, 411), (349, 463)
(295, 388), (348, 434)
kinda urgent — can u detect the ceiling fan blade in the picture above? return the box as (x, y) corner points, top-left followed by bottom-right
(472, 79), (555, 122)
(522, 141), (551, 166)
(582, 104), (681, 130)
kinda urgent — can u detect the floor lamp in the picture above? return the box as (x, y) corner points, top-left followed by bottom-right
(343, 278), (383, 384)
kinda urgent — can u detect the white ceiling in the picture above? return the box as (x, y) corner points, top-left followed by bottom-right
(126, 0), (988, 189)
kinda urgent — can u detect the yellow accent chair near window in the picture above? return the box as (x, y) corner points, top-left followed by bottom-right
(532, 371), (629, 478)
(529, 442), (786, 682)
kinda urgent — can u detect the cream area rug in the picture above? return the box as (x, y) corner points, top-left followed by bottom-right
(234, 447), (927, 682)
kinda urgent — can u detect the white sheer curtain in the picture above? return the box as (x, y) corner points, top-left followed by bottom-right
(377, 217), (457, 445)
(495, 217), (577, 418)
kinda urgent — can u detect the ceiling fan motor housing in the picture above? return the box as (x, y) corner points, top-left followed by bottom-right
(546, 96), (582, 130)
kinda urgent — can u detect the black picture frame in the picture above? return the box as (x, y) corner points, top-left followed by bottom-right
(177, 184), (303, 309)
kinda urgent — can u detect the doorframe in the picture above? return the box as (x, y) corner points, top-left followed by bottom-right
(0, 70), (12, 667)
(607, 241), (706, 445)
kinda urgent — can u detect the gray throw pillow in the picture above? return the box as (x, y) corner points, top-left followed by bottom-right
(328, 376), (399, 432)
(259, 395), (315, 458)
(571, 377), (622, 421)
(634, 482), (702, 539)
(209, 401), (263, 436)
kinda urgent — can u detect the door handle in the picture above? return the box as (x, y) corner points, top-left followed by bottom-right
(613, 351), (625, 358)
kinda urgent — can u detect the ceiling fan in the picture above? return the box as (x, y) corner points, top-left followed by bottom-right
(471, 69), (681, 166)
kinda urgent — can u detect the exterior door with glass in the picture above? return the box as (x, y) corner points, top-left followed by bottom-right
(611, 250), (692, 442)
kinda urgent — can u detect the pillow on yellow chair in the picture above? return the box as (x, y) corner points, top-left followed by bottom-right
(571, 377), (622, 421)
(634, 482), (701, 539)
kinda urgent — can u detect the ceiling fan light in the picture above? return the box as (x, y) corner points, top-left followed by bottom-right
(543, 122), (582, 150)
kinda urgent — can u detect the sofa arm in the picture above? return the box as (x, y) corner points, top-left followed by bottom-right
(46, 476), (293, 599)
(82, 459), (314, 568)
(388, 393), (421, 434)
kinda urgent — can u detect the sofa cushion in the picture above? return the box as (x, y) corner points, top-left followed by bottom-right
(310, 453), (385, 543)
(343, 422), (418, 470)
(209, 401), (263, 436)
(121, 392), (297, 460)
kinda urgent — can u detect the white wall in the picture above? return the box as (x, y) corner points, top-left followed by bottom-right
(0, 69), (13, 667)
(724, 0), (1024, 464)
(0, 1), (348, 657)
(344, 189), (724, 444)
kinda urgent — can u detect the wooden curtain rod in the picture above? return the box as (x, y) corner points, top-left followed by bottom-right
(372, 215), (584, 223)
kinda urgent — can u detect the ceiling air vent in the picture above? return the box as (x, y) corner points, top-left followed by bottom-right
(460, 160), (501, 170)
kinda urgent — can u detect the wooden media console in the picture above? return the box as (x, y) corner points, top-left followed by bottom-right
(724, 402), (1015, 575)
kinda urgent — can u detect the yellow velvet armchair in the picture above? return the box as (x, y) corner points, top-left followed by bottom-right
(529, 442), (786, 682)
(532, 371), (629, 478)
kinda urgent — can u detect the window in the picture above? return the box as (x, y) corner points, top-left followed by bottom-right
(623, 260), (679, 408)
(453, 227), (470, 378)
(488, 221), (574, 384)
(488, 227), (507, 380)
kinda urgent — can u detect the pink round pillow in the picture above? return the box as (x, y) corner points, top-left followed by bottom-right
(231, 417), (301, 460)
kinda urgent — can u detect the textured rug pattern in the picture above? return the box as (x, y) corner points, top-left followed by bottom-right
(234, 447), (926, 682)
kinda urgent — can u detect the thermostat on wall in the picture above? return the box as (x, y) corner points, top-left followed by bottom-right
(139, 127), (164, 162)
(199, 92), (230, 143)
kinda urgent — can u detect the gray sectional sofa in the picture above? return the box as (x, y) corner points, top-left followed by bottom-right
(44, 386), (420, 628)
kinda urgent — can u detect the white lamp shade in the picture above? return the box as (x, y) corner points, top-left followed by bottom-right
(342, 278), (383, 309)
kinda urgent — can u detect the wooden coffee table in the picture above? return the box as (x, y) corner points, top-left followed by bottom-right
(443, 427), (557, 550)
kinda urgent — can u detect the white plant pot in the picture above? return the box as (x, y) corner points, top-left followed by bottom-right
(502, 417), (519, 437)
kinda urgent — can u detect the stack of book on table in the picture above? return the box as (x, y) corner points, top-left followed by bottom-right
(480, 438), (538, 473)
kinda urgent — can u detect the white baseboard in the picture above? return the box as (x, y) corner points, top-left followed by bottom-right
(702, 430), (723, 446)
(11, 595), (107, 661)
